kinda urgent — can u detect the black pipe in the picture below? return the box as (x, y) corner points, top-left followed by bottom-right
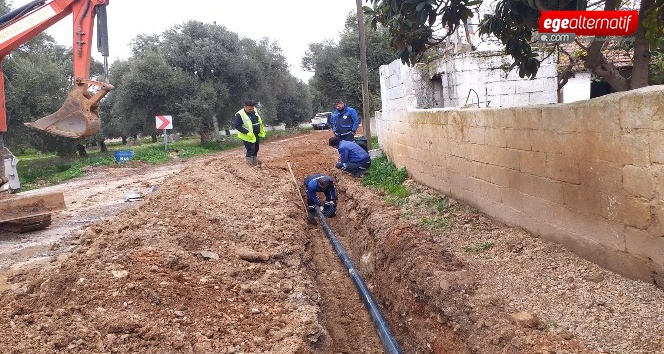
(315, 207), (402, 354)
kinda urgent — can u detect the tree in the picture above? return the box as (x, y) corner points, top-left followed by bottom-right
(108, 50), (197, 142)
(302, 14), (396, 116)
(366, 0), (664, 91)
(4, 35), (81, 156)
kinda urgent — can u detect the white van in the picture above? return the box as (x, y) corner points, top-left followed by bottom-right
(310, 112), (332, 130)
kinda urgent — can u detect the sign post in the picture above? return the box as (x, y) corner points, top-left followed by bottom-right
(155, 115), (173, 151)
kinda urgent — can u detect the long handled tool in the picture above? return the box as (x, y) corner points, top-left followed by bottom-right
(286, 161), (317, 225)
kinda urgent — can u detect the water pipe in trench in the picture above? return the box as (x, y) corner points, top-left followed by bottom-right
(314, 207), (403, 354)
(285, 162), (402, 353)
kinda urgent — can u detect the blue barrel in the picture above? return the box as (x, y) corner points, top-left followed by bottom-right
(114, 150), (134, 163)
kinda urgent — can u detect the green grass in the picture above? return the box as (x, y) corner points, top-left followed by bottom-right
(370, 136), (379, 149)
(416, 194), (449, 213)
(464, 241), (495, 253)
(15, 128), (302, 191)
(362, 155), (409, 204)
(420, 216), (450, 229)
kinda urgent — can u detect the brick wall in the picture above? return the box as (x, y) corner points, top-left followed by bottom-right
(378, 58), (664, 286)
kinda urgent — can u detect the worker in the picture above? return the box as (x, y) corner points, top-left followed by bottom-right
(233, 99), (266, 166)
(330, 98), (359, 141)
(304, 173), (337, 218)
(328, 136), (371, 177)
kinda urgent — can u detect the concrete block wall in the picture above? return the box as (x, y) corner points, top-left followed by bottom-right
(378, 59), (664, 285)
(421, 51), (557, 109)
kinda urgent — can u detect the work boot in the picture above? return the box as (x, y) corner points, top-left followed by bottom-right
(254, 157), (262, 165)
(350, 170), (366, 178)
(245, 157), (255, 166)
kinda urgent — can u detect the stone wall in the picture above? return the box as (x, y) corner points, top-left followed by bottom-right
(378, 58), (664, 286)
(409, 50), (558, 109)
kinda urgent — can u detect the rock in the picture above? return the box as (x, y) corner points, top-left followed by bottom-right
(511, 311), (542, 329)
(200, 251), (219, 260)
(236, 248), (269, 262)
(111, 270), (129, 279)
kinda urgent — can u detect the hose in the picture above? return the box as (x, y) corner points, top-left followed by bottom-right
(315, 207), (403, 354)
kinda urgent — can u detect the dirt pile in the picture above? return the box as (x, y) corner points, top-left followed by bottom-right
(0, 131), (662, 353)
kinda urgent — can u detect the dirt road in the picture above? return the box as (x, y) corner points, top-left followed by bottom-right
(0, 131), (662, 353)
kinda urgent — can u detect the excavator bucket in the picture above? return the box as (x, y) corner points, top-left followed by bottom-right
(24, 83), (113, 138)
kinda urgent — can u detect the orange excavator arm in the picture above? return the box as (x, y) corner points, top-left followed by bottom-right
(0, 0), (113, 138)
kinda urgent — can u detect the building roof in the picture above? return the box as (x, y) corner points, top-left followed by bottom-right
(556, 39), (633, 73)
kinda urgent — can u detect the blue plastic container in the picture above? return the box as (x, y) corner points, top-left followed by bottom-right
(114, 150), (134, 163)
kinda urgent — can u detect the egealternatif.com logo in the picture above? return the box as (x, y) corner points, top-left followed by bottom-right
(538, 10), (638, 36)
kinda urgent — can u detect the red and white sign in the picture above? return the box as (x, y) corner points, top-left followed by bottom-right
(156, 115), (173, 130)
(539, 10), (638, 36)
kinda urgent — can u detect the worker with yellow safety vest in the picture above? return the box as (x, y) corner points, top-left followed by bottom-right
(233, 100), (266, 166)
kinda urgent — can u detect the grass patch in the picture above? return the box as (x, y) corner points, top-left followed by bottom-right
(362, 155), (409, 203)
(15, 129), (302, 190)
(17, 154), (116, 189)
(464, 241), (495, 253)
(416, 194), (449, 213)
(420, 216), (450, 229)
(370, 136), (379, 149)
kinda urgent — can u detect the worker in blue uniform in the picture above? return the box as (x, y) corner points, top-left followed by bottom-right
(328, 136), (371, 177)
(304, 173), (337, 219)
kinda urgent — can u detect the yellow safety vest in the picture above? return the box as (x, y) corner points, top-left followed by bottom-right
(236, 109), (267, 143)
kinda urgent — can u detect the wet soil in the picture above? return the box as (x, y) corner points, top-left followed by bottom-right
(0, 131), (658, 353)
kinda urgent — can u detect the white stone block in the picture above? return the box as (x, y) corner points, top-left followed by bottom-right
(530, 91), (557, 105)
(502, 93), (530, 107)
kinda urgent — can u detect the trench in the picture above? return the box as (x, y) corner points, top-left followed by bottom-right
(285, 135), (470, 354)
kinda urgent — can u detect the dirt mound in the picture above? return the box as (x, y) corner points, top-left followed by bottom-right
(0, 131), (662, 353)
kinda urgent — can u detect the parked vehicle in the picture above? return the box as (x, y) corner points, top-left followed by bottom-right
(311, 112), (332, 130)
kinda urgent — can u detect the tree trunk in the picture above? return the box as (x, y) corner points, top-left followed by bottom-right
(581, 0), (630, 92)
(200, 128), (213, 144)
(225, 128), (231, 135)
(630, 0), (654, 89)
(151, 134), (157, 143)
(212, 115), (221, 141)
(122, 136), (127, 144)
(76, 144), (88, 158)
(99, 140), (108, 153)
(583, 41), (630, 92)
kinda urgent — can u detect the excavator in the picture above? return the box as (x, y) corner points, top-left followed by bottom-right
(0, 0), (112, 232)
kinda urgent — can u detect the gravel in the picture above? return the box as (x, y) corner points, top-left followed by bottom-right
(405, 181), (664, 354)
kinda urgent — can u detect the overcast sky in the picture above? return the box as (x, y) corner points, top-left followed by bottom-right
(45, 0), (359, 82)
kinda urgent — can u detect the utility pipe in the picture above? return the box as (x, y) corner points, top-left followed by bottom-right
(315, 207), (402, 354)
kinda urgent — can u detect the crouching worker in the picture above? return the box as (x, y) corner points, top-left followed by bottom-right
(304, 173), (337, 220)
(328, 136), (371, 178)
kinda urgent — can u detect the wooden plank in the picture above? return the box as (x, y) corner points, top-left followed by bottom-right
(0, 191), (66, 223)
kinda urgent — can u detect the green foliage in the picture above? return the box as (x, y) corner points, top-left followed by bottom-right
(464, 241), (495, 253)
(303, 14), (397, 115)
(362, 155), (410, 203)
(370, 137), (379, 149)
(643, 0), (664, 47)
(18, 155), (115, 190)
(421, 216), (450, 229)
(16, 130), (301, 190)
(422, 195), (449, 213)
(367, 0), (475, 65)
(650, 38), (664, 84)
(367, 0), (662, 89)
